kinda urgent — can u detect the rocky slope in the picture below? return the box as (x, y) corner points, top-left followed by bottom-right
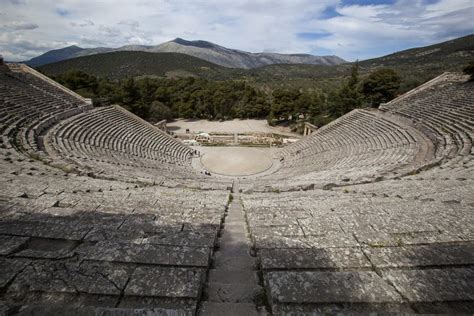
(25, 38), (345, 68)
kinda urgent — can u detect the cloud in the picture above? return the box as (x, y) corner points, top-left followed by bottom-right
(2, 21), (39, 30)
(70, 20), (94, 27)
(7, 0), (26, 5)
(0, 32), (73, 61)
(0, 0), (472, 61)
(312, 0), (474, 59)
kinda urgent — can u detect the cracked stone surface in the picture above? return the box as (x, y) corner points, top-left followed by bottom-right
(75, 241), (211, 267)
(125, 266), (204, 298)
(0, 235), (29, 255)
(260, 247), (371, 270)
(266, 271), (403, 304)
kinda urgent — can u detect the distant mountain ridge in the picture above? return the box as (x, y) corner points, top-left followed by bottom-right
(25, 38), (346, 68)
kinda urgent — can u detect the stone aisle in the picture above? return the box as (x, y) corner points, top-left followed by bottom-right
(199, 182), (267, 315)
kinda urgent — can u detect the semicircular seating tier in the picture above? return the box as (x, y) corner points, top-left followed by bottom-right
(44, 105), (197, 182)
(0, 64), (202, 183)
(379, 72), (473, 171)
(244, 109), (431, 190)
(0, 64), (92, 153)
(241, 72), (473, 191)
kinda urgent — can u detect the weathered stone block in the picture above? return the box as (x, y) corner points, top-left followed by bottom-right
(383, 268), (474, 302)
(266, 271), (402, 304)
(125, 267), (204, 298)
(76, 241), (210, 267)
(259, 247), (371, 270)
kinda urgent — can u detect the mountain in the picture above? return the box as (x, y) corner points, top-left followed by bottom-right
(359, 33), (474, 67)
(148, 38), (345, 68)
(38, 51), (228, 80)
(38, 34), (473, 92)
(26, 45), (85, 67)
(25, 38), (345, 68)
(236, 33), (474, 89)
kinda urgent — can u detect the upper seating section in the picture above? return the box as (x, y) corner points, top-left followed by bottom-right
(267, 108), (424, 185)
(380, 72), (473, 164)
(0, 63), (197, 182)
(0, 64), (92, 152)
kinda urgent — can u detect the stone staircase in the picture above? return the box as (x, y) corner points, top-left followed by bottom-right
(199, 182), (268, 315)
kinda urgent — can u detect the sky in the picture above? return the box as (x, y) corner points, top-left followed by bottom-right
(1, 0), (473, 62)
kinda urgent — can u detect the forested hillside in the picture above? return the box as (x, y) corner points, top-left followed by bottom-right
(40, 34), (474, 130)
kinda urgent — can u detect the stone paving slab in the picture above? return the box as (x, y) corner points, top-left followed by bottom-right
(354, 230), (464, 246)
(297, 217), (346, 236)
(272, 302), (414, 314)
(213, 252), (256, 270)
(365, 242), (474, 268)
(0, 258), (30, 289)
(142, 230), (217, 248)
(118, 296), (197, 314)
(206, 283), (263, 303)
(84, 226), (145, 242)
(182, 223), (221, 237)
(11, 237), (79, 260)
(305, 232), (360, 248)
(14, 305), (190, 316)
(265, 271), (402, 304)
(13, 248), (75, 260)
(207, 269), (259, 284)
(259, 247), (371, 270)
(40, 206), (85, 217)
(0, 220), (90, 240)
(0, 235), (29, 255)
(200, 302), (261, 316)
(76, 241), (210, 267)
(125, 266), (204, 298)
(7, 261), (129, 296)
(383, 268), (474, 302)
(250, 225), (304, 238)
(252, 235), (310, 249)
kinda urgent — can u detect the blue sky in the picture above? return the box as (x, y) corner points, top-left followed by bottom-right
(1, 0), (473, 61)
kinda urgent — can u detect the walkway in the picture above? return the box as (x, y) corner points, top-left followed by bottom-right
(199, 182), (267, 315)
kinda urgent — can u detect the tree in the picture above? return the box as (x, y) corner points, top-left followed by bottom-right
(463, 61), (474, 82)
(326, 62), (363, 117)
(149, 101), (172, 122)
(121, 78), (139, 105)
(362, 68), (401, 107)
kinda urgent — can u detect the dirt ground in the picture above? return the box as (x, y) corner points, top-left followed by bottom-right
(168, 119), (299, 137)
(197, 146), (277, 176)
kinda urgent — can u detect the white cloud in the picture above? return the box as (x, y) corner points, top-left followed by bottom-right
(0, 0), (472, 61)
(2, 21), (39, 30)
(313, 0), (474, 60)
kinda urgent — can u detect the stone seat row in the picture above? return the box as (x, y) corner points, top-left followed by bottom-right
(53, 106), (191, 160)
(380, 73), (473, 164)
(240, 187), (474, 313)
(0, 70), (92, 153)
(268, 109), (420, 183)
(45, 106), (195, 176)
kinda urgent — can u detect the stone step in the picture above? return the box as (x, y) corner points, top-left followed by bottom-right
(214, 252), (256, 269)
(224, 222), (247, 230)
(216, 240), (250, 251)
(225, 216), (245, 224)
(199, 302), (262, 316)
(216, 244), (251, 257)
(222, 228), (248, 238)
(219, 229), (248, 245)
(208, 269), (259, 284)
(206, 282), (264, 303)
